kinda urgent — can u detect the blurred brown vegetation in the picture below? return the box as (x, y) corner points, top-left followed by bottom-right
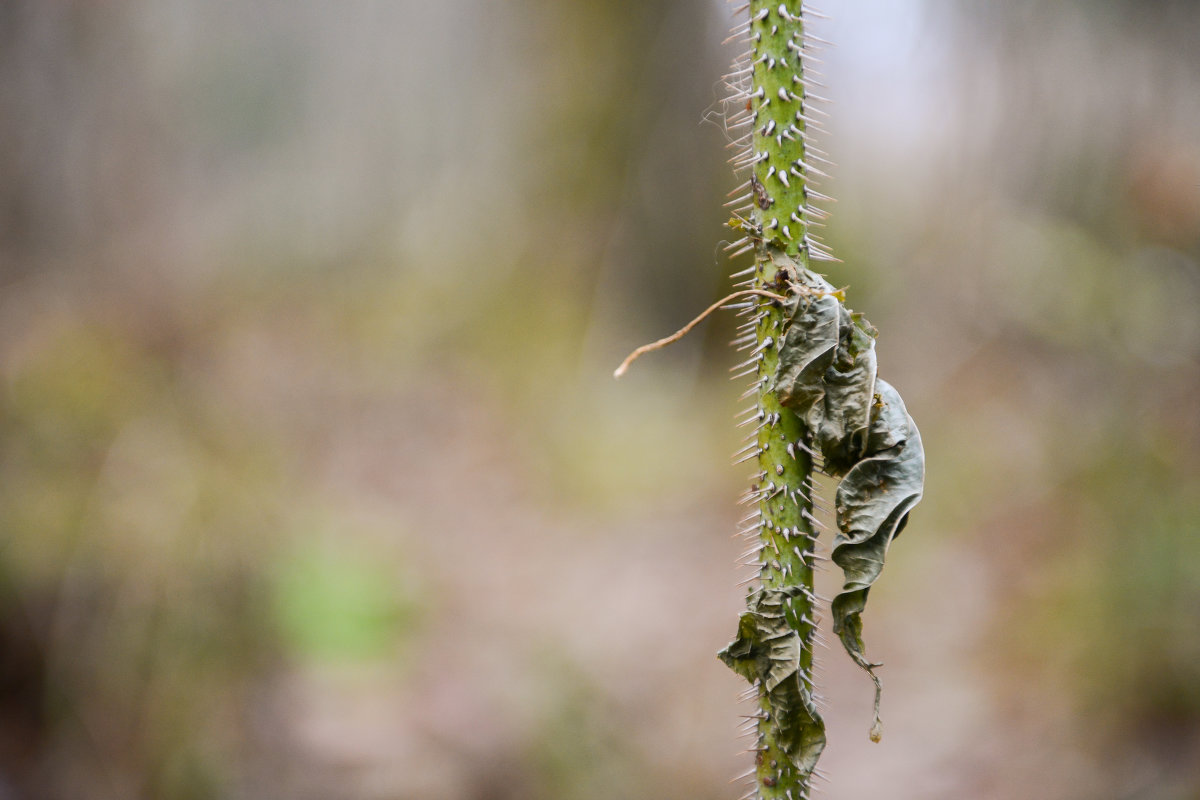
(1, 2), (1198, 799)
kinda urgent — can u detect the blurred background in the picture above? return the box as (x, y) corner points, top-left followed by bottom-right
(1, 1), (1199, 798)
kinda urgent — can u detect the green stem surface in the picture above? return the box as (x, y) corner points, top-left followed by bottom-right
(748, 2), (822, 797)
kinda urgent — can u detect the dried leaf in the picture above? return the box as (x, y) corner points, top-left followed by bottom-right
(830, 380), (924, 740)
(718, 587), (826, 774)
(767, 248), (926, 740)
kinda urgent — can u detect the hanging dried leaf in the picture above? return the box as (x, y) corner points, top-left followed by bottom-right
(768, 247), (926, 741)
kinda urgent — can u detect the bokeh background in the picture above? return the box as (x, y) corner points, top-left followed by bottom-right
(2, 1), (1199, 798)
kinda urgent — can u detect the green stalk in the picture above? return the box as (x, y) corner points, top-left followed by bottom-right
(613, 3), (923, 792)
(719, 3), (827, 798)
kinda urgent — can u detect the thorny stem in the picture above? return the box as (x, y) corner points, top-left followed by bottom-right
(732, 2), (827, 797)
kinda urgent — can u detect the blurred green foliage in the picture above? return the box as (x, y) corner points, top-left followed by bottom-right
(270, 533), (421, 664)
(0, 318), (285, 798)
